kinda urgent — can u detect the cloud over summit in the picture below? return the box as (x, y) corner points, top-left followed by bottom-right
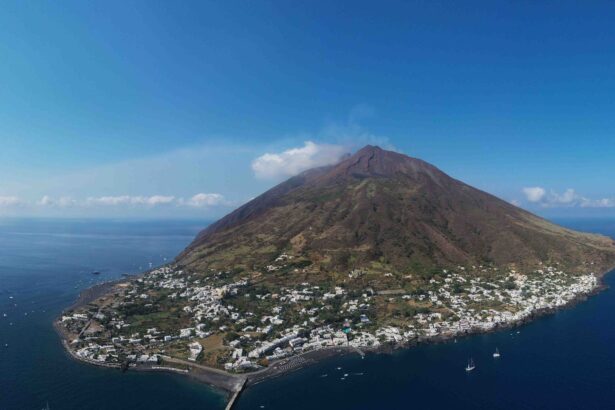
(251, 141), (347, 180)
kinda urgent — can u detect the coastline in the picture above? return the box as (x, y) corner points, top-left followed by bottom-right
(54, 265), (615, 407)
(63, 278), (128, 312)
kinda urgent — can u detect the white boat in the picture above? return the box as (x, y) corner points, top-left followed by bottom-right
(493, 348), (500, 358)
(465, 358), (475, 372)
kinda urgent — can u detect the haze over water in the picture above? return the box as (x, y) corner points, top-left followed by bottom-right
(2, 218), (615, 409)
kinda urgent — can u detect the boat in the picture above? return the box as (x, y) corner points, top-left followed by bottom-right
(465, 358), (475, 372)
(91, 271), (101, 275)
(493, 348), (500, 358)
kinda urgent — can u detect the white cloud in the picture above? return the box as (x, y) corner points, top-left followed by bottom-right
(252, 141), (347, 180)
(38, 196), (78, 207)
(522, 187), (546, 203)
(183, 193), (226, 207)
(86, 196), (135, 206)
(80, 194), (227, 208)
(39, 195), (53, 206)
(523, 187), (579, 207)
(85, 195), (176, 206)
(580, 198), (615, 208)
(6, 193), (229, 212)
(546, 188), (577, 205)
(522, 187), (615, 208)
(0, 196), (22, 206)
(144, 195), (176, 206)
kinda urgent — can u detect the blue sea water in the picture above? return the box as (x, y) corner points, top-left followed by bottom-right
(2, 217), (615, 410)
(0, 219), (227, 410)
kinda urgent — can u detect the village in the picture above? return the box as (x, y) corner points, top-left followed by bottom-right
(58, 257), (599, 374)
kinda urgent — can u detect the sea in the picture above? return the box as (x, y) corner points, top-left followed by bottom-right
(2, 217), (615, 410)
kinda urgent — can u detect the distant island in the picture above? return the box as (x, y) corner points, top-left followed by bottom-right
(56, 146), (615, 402)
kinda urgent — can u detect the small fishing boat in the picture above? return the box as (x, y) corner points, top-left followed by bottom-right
(465, 358), (475, 372)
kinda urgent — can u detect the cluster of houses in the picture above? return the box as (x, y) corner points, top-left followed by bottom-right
(60, 261), (599, 373)
(73, 341), (159, 365)
(370, 267), (598, 342)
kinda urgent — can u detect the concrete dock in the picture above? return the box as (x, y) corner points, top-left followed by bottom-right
(225, 378), (246, 410)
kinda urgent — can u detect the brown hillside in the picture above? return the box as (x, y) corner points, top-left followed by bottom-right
(178, 146), (615, 275)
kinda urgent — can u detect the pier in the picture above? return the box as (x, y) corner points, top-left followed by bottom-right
(225, 378), (246, 410)
(352, 346), (365, 358)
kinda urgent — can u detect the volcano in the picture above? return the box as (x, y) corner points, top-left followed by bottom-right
(179, 145), (615, 276)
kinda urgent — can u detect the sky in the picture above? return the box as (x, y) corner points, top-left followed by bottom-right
(2, 0), (615, 218)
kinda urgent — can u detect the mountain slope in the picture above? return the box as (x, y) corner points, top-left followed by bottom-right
(178, 146), (615, 276)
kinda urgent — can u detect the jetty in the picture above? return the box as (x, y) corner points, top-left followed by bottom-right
(351, 346), (365, 358)
(225, 378), (246, 410)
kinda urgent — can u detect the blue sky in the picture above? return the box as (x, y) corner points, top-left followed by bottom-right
(1, 0), (615, 218)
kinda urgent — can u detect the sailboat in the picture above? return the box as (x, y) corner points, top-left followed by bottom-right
(465, 358), (475, 372)
(493, 348), (501, 358)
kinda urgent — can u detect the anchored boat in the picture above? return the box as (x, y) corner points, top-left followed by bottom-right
(465, 358), (475, 372)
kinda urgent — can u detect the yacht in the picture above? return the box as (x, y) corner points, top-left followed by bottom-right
(493, 348), (500, 358)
